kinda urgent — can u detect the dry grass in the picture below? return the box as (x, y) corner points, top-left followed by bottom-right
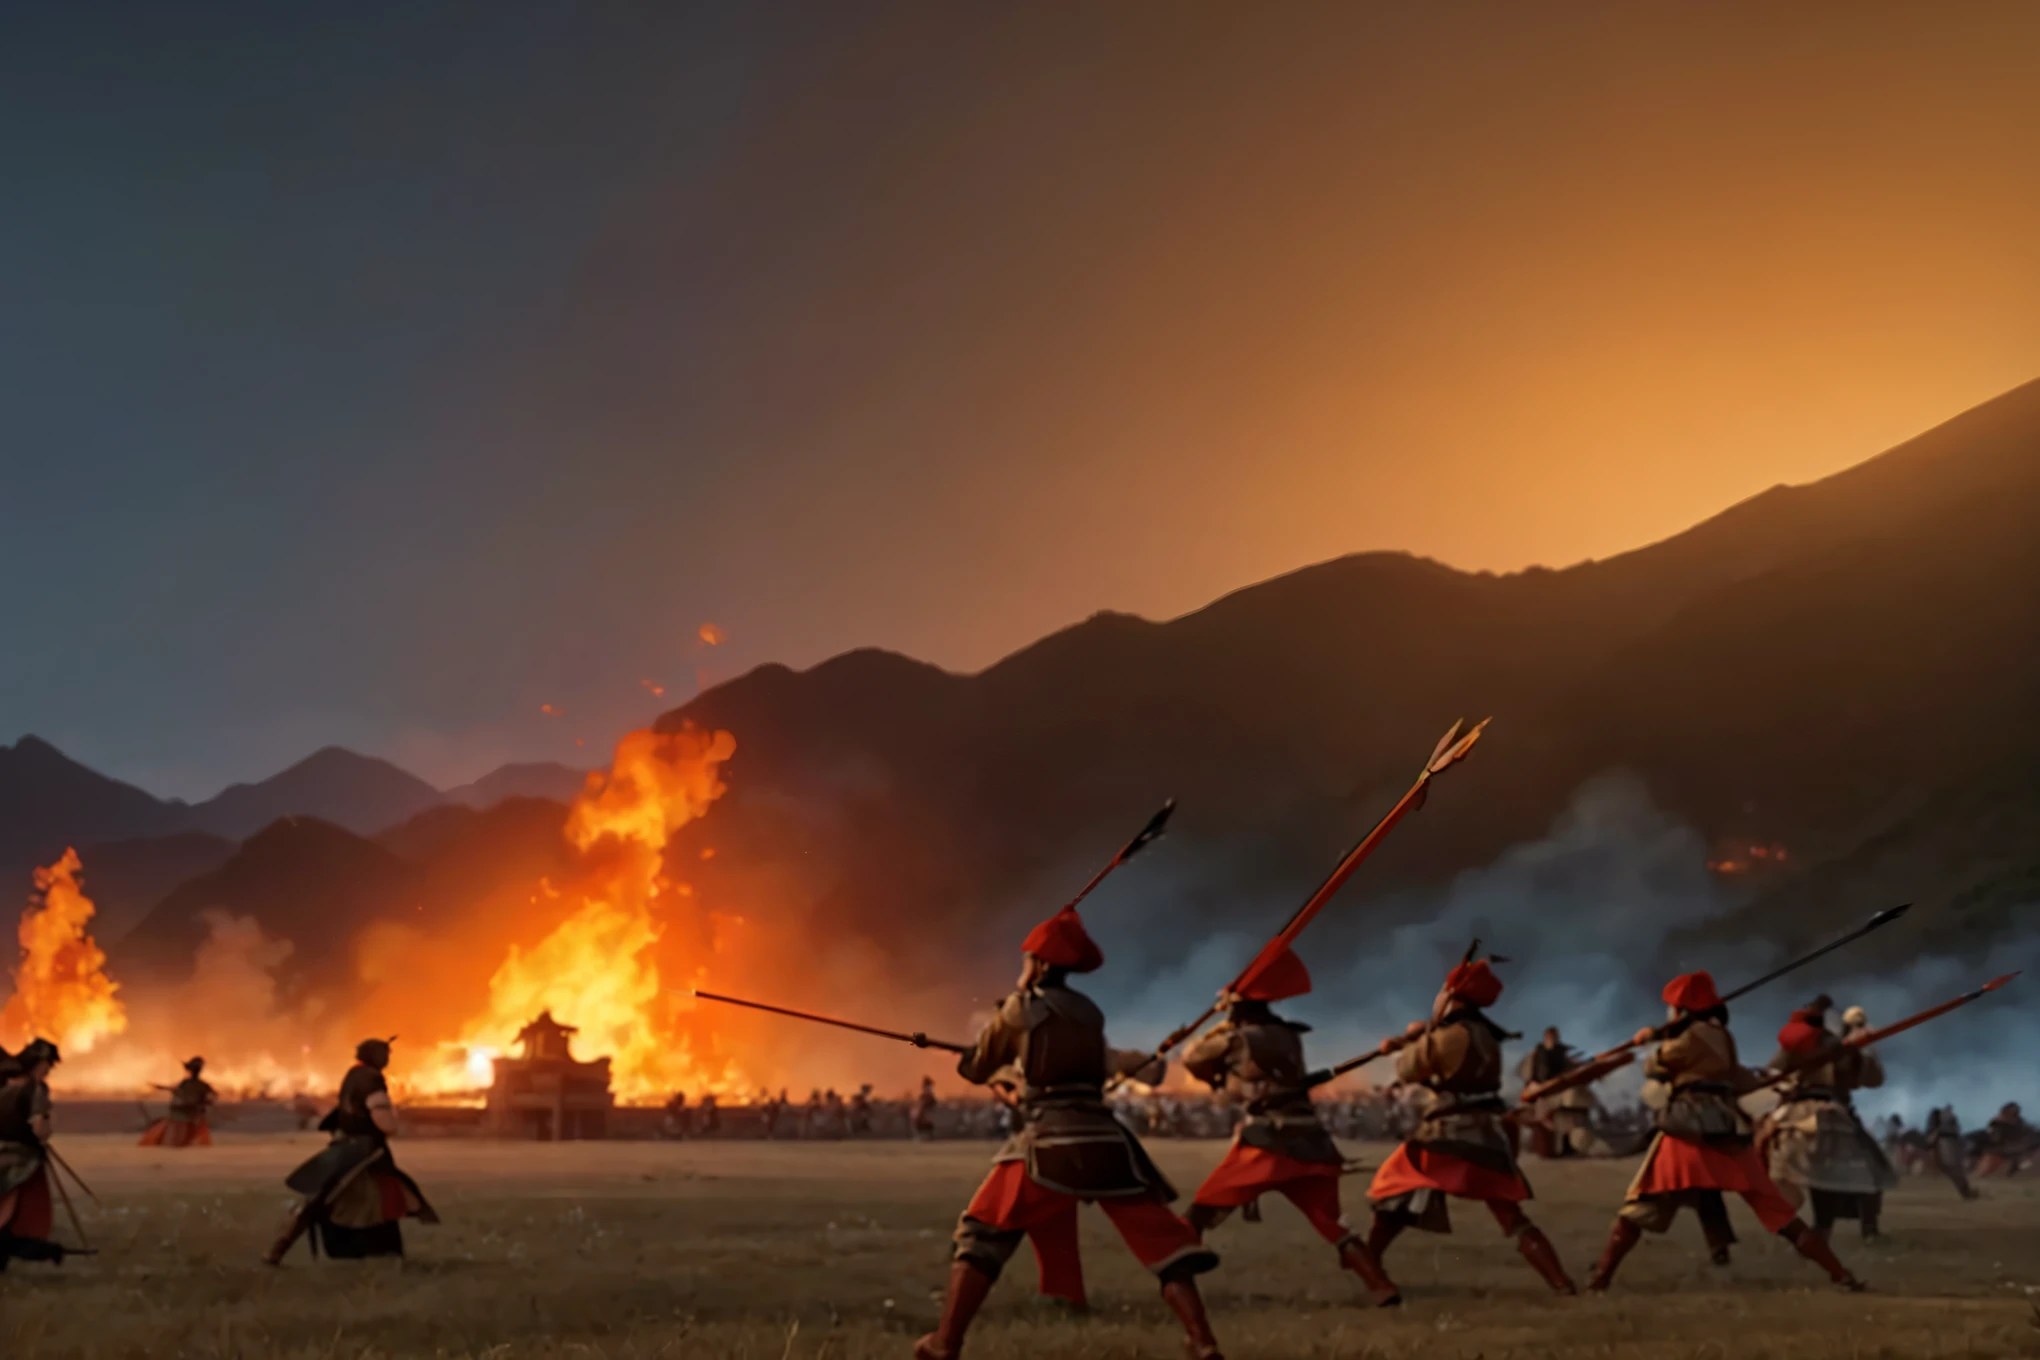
(6, 1135), (2039, 1359)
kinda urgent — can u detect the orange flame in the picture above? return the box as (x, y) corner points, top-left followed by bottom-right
(1, 849), (128, 1055)
(401, 725), (741, 1100)
(697, 623), (724, 646)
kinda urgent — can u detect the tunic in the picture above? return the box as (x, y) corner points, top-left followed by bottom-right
(1622, 1018), (1796, 1234)
(1761, 1034), (1898, 1205)
(282, 1064), (435, 1257)
(141, 1075), (217, 1148)
(0, 1076), (55, 1246)
(1369, 1009), (1531, 1229)
(957, 982), (1173, 1199)
(1183, 1013), (1343, 1166)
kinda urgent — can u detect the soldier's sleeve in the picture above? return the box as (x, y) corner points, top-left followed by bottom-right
(956, 994), (1024, 1086)
(1643, 1030), (1689, 1082)
(1394, 1030), (1439, 1085)
(1855, 1047), (1885, 1089)
(1181, 1026), (1233, 1088)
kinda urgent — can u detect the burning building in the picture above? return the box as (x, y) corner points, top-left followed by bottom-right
(483, 1010), (614, 1140)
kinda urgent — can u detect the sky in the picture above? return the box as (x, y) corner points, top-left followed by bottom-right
(4, 3), (2040, 799)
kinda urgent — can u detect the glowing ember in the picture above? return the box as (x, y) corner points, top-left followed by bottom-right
(1707, 841), (1791, 875)
(697, 623), (724, 646)
(641, 679), (667, 697)
(1, 849), (128, 1055)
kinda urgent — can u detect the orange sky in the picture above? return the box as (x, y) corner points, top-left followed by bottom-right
(11, 4), (2040, 793)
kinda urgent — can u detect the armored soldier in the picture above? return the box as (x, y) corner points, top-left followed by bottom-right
(1518, 1028), (1596, 1158)
(1760, 997), (1898, 1242)
(1924, 1106), (1978, 1198)
(0, 1039), (67, 1269)
(264, 1038), (438, 1263)
(141, 1057), (218, 1147)
(1364, 958), (1576, 1295)
(1182, 946), (1399, 1306)
(915, 906), (1223, 1360)
(912, 1077), (938, 1141)
(1586, 972), (1861, 1291)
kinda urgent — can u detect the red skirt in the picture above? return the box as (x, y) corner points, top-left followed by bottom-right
(1631, 1134), (1769, 1196)
(140, 1118), (213, 1148)
(1195, 1142), (1342, 1207)
(1370, 1142), (1529, 1204)
(0, 1167), (55, 1240)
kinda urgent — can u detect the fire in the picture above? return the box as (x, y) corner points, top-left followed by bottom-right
(1, 849), (128, 1055)
(1707, 841), (1791, 876)
(697, 622), (724, 646)
(402, 725), (742, 1101)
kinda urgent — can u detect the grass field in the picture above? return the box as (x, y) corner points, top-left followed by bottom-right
(6, 1134), (2039, 1359)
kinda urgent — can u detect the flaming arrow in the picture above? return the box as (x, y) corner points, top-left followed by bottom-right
(1752, 971), (2021, 1092)
(689, 989), (971, 1054)
(1129, 718), (1491, 1075)
(1509, 903), (1914, 1105)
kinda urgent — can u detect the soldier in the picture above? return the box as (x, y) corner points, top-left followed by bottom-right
(915, 906), (1224, 1360)
(0, 1039), (68, 1270)
(1760, 997), (1898, 1243)
(1585, 972), (1862, 1291)
(850, 1084), (874, 1136)
(1980, 1102), (2034, 1176)
(698, 1092), (721, 1138)
(1182, 946), (1400, 1306)
(912, 1077), (939, 1141)
(760, 1088), (786, 1140)
(801, 1089), (823, 1139)
(1518, 1028), (1595, 1159)
(662, 1091), (691, 1139)
(1363, 956), (1577, 1295)
(264, 1038), (438, 1263)
(1924, 1106), (1979, 1198)
(141, 1056), (219, 1147)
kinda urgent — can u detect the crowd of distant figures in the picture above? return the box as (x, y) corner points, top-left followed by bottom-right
(648, 1084), (2038, 1177)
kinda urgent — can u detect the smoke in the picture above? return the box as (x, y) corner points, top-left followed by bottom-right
(1085, 775), (2037, 1124)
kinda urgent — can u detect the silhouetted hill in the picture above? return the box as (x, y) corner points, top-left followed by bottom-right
(659, 377), (2040, 988)
(184, 747), (447, 840)
(442, 762), (588, 809)
(0, 735), (188, 864)
(61, 831), (239, 945)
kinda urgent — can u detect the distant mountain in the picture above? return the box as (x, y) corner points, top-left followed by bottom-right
(183, 747), (447, 840)
(0, 735), (188, 864)
(442, 762), (588, 810)
(654, 377), (2040, 988)
(59, 831), (238, 945)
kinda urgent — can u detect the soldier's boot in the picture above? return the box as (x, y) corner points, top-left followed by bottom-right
(1336, 1236), (1402, 1307)
(262, 1206), (315, 1266)
(1779, 1219), (1865, 1291)
(913, 1261), (995, 1360)
(1585, 1218), (1642, 1292)
(1514, 1223), (1578, 1295)
(1160, 1277), (1224, 1360)
(1696, 1191), (1736, 1265)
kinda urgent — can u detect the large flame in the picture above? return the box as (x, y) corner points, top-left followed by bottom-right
(1, 849), (128, 1055)
(401, 725), (742, 1100)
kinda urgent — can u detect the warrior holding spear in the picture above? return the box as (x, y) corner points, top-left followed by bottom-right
(0, 1039), (75, 1270)
(1758, 996), (1899, 1243)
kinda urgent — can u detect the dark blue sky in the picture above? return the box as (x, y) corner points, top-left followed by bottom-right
(6, 4), (2039, 797)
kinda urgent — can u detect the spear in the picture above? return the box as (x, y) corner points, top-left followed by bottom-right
(1752, 972), (2020, 1093)
(691, 989), (971, 1054)
(1061, 799), (1177, 913)
(1505, 903), (1913, 1105)
(1136, 718), (1491, 1068)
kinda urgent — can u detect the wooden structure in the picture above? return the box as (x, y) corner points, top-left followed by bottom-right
(483, 1011), (615, 1140)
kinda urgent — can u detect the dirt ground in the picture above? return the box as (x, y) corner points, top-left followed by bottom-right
(5, 1134), (2038, 1360)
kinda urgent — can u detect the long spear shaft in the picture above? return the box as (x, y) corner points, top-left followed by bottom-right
(1142, 718), (1491, 1064)
(42, 1140), (100, 1206)
(43, 1146), (91, 1252)
(691, 989), (971, 1054)
(1063, 800), (1177, 913)
(1752, 972), (2019, 1094)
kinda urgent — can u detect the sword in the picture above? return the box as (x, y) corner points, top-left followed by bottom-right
(690, 990), (971, 1054)
(1140, 719), (1491, 1067)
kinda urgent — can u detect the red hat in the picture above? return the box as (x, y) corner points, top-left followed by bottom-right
(1235, 947), (1312, 1002)
(1777, 1008), (1829, 1054)
(1021, 907), (1104, 973)
(1662, 971), (1721, 1012)
(1444, 959), (1503, 1008)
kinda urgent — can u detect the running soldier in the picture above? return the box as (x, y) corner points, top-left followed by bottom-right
(916, 905), (1224, 1360)
(1182, 946), (1400, 1306)
(1760, 997), (1898, 1242)
(912, 1077), (938, 1141)
(264, 1038), (438, 1263)
(1364, 956), (1576, 1295)
(1924, 1106), (1979, 1198)
(1585, 972), (1862, 1291)
(1518, 1028), (1595, 1159)
(141, 1056), (219, 1148)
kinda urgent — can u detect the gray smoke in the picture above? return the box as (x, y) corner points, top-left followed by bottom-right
(1083, 775), (2036, 1125)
